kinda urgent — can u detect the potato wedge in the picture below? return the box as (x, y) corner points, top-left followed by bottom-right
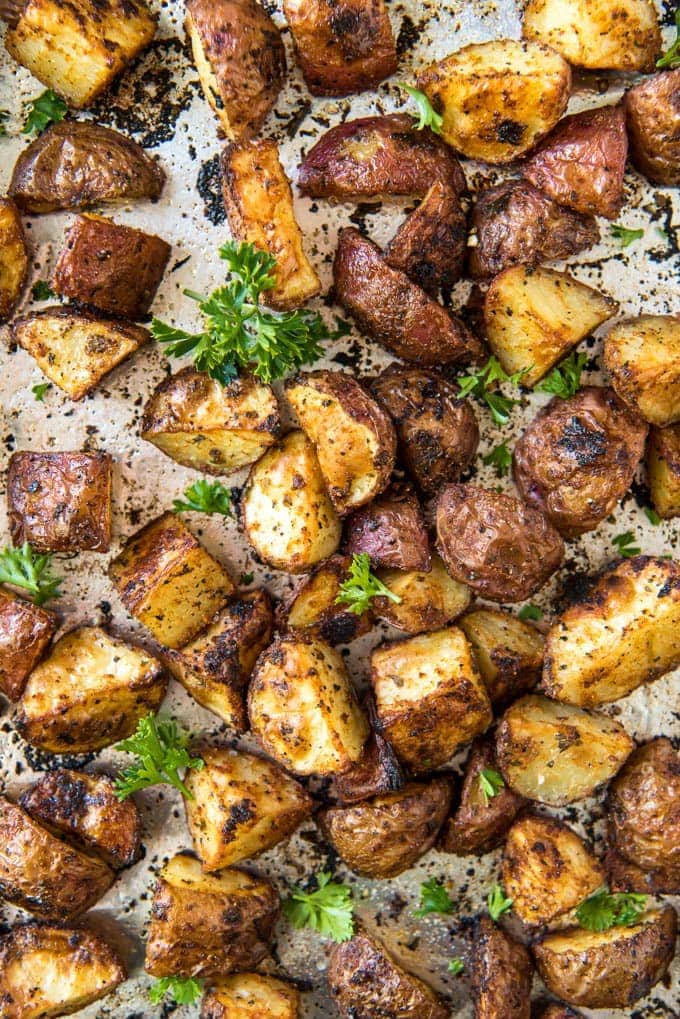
(604, 315), (680, 427)
(625, 70), (680, 187)
(202, 973), (301, 1019)
(344, 485), (430, 571)
(418, 39), (571, 163)
(484, 266), (618, 388)
(375, 554), (471, 635)
(496, 694), (634, 805)
(0, 589), (55, 702)
(471, 916), (533, 1019)
(648, 424), (680, 518)
(458, 608), (544, 708)
(283, 555), (373, 645)
(0, 197), (28, 323)
(333, 716), (404, 805)
(385, 181), (467, 296)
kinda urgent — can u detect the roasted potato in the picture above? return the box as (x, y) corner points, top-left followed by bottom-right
(538, 1008), (582, 1019)
(542, 557), (680, 707)
(371, 626), (492, 773)
(468, 180), (600, 279)
(625, 69), (680, 187)
(333, 715), (404, 805)
(249, 633), (368, 776)
(418, 39), (571, 164)
(471, 916), (533, 1019)
(109, 512), (235, 648)
(52, 213), (171, 320)
(604, 315), (680, 427)
(145, 853), (280, 979)
(496, 694), (634, 806)
(9, 121), (165, 213)
(513, 387), (648, 537)
(0, 795), (114, 921)
(0, 923), (126, 1019)
(320, 777), (452, 878)
(648, 424), (680, 519)
(523, 105), (628, 219)
(282, 555), (373, 645)
(344, 485), (430, 571)
(0, 197), (28, 323)
(334, 228), (482, 366)
(533, 906), (677, 1009)
(221, 140), (320, 310)
(385, 181), (466, 296)
(282, 0), (397, 96)
(141, 367), (280, 475)
(15, 625), (166, 754)
(185, 0), (286, 140)
(202, 973), (301, 1019)
(8, 450), (112, 553)
(375, 554), (471, 635)
(458, 608), (544, 708)
(370, 365), (480, 496)
(436, 485), (565, 604)
(4, 0), (156, 108)
(298, 114), (466, 200)
(285, 370), (396, 515)
(523, 0), (661, 71)
(184, 746), (313, 871)
(0, 589), (55, 702)
(606, 845), (680, 896)
(19, 768), (142, 870)
(484, 266), (618, 388)
(327, 930), (449, 1019)
(11, 306), (149, 400)
(242, 430), (342, 573)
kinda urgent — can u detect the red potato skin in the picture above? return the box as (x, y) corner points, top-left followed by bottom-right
(333, 726), (404, 805)
(385, 180), (467, 295)
(0, 590), (56, 702)
(344, 484), (431, 571)
(625, 69), (680, 187)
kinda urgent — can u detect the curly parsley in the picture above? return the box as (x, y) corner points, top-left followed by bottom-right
(23, 90), (67, 135)
(414, 878), (455, 917)
(537, 351), (588, 399)
(487, 884), (513, 921)
(114, 714), (204, 800)
(335, 553), (401, 615)
(282, 871), (354, 942)
(0, 542), (62, 605)
(400, 83), (443, 134)
(478, 768), (505, 806)
(172, 479), (233, 516)
(457, 357), (528, 426)
(576, 887), (646, 932)
(148, 976), (204, 1006)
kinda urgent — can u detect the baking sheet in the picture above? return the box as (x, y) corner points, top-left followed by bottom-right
(0, 1), (679, 1016)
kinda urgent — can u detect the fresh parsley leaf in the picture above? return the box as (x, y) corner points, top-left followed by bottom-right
(32, 383), (50, 402)
(518, 603), (543, 621)
(335, 552), (402, 615)
(172, 479), (233, 516)
(645, 508), (662, 526)
(457, 357), (528, 426)
(240, 571), (254, 585)
(448, 957), (465, 976)
(0, 542), (62, 605)
(22, 89), (67, 135)
(31, 279), (55, 301)
(414, 878), (455, 917)
(576, 887), (645, 932)
(478, 768), (504, 807)
(487, 884), (512, 921)
(113, 714), (204, 801)
(282, 871), (354, 942)
(0, 109), (9, 136)
(611, 224), (644, 247)
(400, 83), (443, 134)
(612, 531), (641, 559)
(537, 351), (588, 399)
(148, 976), (204, 1006)
(657, 8), (680, 68)
(482, 441), (512, 476)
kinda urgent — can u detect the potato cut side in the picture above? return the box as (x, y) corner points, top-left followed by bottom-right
(0, 588), (55, 702)
(459, 608), (544, 707)
(374, 554), (471, 635)
(203, 973), (301, 1019)
(485, 265), (617, 386)
(648, 425), (680, 518)
(0, 197), (28, 323)
(604, 315), (680, 426)
(284, 554), (373, 645)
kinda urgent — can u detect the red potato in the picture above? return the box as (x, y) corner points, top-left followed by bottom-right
(344, 484), (431, 571)
(625, 69), (680, 187)
(385, 180), (467, 295)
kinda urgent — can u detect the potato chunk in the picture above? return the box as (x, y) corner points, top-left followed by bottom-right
(625, 70), (680, 187)
(604, 315), (680, 426)
(471, 916), (533, 1019)
(371, 627), (492, 773)
(484, 265), (617, 388)
(333, 718), (404, 805)
(283, 555), (373, 645)
(458, 608), (544, 708)
(202, 973), (301, 1019)
(184, 747), (313, 871)
(385, 181), (467, 296)
(344, 484), (430, 571)
(109, 512), (235, 648)
(648, 424), (680, 518)
(0, 589), (55, 702)
(375, 554), (471, 635)
(496, 694), (633, 805)
(15, 625), (166, 753)
(0, 198), (28, 323)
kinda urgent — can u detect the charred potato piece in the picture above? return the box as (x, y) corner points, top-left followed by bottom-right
(375, 554), (471, 635)
(533, 906), (677, 1009)
(606, 845), (680, 896)
(221, 140), (320, 310)
(625, 70), (680, 186)
(333, 718), (404, 805)
(185, 0), (286, 140)
(16, 626), (166, 754)
(538, 1008), (583, 1019)
(52, 213), (170, 320)
(249, 633), (368, 776)
(471, 916), (533, 1019)
(109, 512), (235, 648)
(141, 367), (280, 475)
(285, 371), (396, 515)
(0, 796), (114, 921)
(145, 853), (279, 979)
(385, 181), (467, 296)
(242, 430), (342, 573)
(513, 386), (648, 537)
(0, 198), (28, 322)
(0, 589), (55, 702)
(283, 555), (373, 645)
(496, 694), (634, 806)
(202, 973), (301, 1019)
(4, 0), (156, 109)
(484, 266), (617, 388)
(458, 608), (544, 708)
(604, 315), (680, 427)
(648, 424), (680, 519)
(344, 485), (430, 571)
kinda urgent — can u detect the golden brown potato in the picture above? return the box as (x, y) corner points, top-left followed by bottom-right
(471, 916), (533, 1019)
(282, 0), (397, 96)
(141, 367), (279, 475)
(109, 512), (235, 648)
(436, 485), (565, 604)
(16, 626), (166, 754)
(418, 39), (571, 164)
(0, 923), (126, 1019)
(375, 554), (471, 635)
(385, 181), (467, 296)
(496, 694), (634, 806)
(371, 627), (492, 773)
(5, 0), (156, 108)
(320, 777), (452, 878)
(0, 589), (56, 702)
(202, 973), (301, 1019)
(11, 306), (149, 401)
(344, 484), (430, 571)
(282, 555), (373, 645)
(221, 140), (320, 310)
(458, 608), (544, 708)
(145, 854), (279, 979)
(7, 450), (112, 553)
(184, 746), (313, 871)
(249, 633), (368, 776)
(185, 0), (286, 140)
(484, 266), (618, 388)
(0, 197), (28, 323)
(533, 906), (677, 1009)
(604, 315), (680, 427)
(52, 213), (170, 320)
(19, 768), (142, 870)
(285, 371), (396, 515)
(242, 430), (342, 573)
(333, 716), (404, 805)
(0, 796), (114, 921)
(606, 845), (680, 896)
(513, 387), (648, 537)
(625, 70), (680, 186)
(523, 105), (628, 219)
(648, 424), (680, 519)
(542, 557), (680, 707)
(9, 121), (165, 213)
(538, 1007), (583, 1019)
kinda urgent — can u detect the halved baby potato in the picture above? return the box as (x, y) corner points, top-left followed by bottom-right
(0, 588), (56, 702)
(282, 555), (373, 645)
(458, 608), (544, 708)
(648, 425), (680, 519)
(374, 554), (471, 635)
(604, 315), (680, 427)
(0, 198), (28, 323)
(344, 484), (430, 572)
(471, 916), (534, 1019)
(202, 973), (301, 1019)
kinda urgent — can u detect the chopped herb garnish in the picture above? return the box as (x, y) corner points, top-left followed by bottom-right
(335, 552), (401, 615)
(645, 508), (662, 526)
(478, 768), (505, 806)
(113, 714), (204, 800)
(0, 542), (62, 605)
(148, 976), (204, 1006)
(482, 441), (512, 476)
(400, 83), (443, 134)
(414, 878), (455, 917)
(537, 351), (588, 399)
(576, 887), (646, 932)
(31, 279), (55, 301)
(23, 89), (67, 135)
(32, 383), (50, 402)
(657, 9), (680, 68)
(611, 224), (644, 247)
(282, 871), (354, 942)
(487, 884), (513, 921)
(612, 531), (641, 559)
(518, 603), (543, 621)
(240, 571), (254, 586)
(457, 357), (528, 426)
(172, 479), (233, 516)
(448, 957), (465, 976)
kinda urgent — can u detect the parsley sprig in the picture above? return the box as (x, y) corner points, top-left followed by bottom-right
(172, 479), (233, 516)
(487, 884), (512, 921)
(282, 871), (354, 942)
(482, 441), (512, 476)
(23, 89), (67, 135)
(414, 878), (455, 917)
(457, 357), (528, 426)
(400, 84), (443, 134)
(657, 9), (680, 68)
(32, 383), (50, 402)
(335, 553), (401, 615)
(576, 887), (645, 932)
(31, 279), (55, 301)
(113, 714), (204, 801)
(148, 976), (204, 1006)
(478, 768), (504, 806)
(611, 224), (644, 247)
(518, 603), (543, 622)
(645, 508), (662, 526)
(448, 957), (464, 976)
(612, 531), (641, 559)
(0, 543), (62, 605)
(537, 351), (587, 400)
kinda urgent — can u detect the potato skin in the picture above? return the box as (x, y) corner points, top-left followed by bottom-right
(374, 554), (471, 635)
(282, 555), (373, 646)
(0, 589), (56, 702)
(471, 916), (533, 1019)
(458, 608), (544, 708)
(344, 485), (430, 571)
(604, 314), (680, 427)
(648, 424), (680, 519)
(0, 197), (28, 323)
(385, 181), (467, 296)
(605, 844), (680, 895)
(333, 720), (404, 805)
(625, 70), (680, 186)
